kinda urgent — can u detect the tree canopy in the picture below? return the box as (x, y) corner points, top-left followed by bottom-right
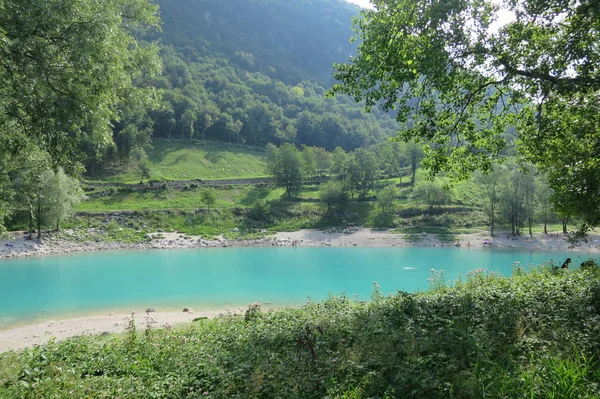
(0, 0), (161, 231)
(0, 0), (161, 170)
(331, 0), (600, 228)
(266, 143), (304, 198)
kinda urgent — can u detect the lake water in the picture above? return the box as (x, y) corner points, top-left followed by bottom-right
(0, 247), (595, 328)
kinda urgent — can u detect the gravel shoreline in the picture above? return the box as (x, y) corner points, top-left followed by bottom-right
(2, 227), (599, 259)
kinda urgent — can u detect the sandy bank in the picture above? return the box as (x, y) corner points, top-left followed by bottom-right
(0, 308), (244, 352)
(275, 228), (600, 253)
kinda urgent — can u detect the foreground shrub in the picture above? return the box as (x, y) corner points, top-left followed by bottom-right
(1, 267), (600, 398)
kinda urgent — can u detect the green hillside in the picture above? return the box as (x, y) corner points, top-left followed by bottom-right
(155, 0), (360, 86)
(96, 141), (268, 183)
(81, 0), (401, 176)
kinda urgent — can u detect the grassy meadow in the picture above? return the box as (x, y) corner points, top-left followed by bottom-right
(92, 140), (268, 183)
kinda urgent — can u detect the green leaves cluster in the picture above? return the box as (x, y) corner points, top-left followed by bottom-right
(319, 181), (350, 214)
(410, 181), (452, 213)
(0, 0), (161, 169)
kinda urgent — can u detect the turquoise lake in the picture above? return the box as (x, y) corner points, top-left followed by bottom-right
(0, 247), (596, 329)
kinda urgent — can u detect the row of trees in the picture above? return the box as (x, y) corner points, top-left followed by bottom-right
(266, 143), (401, 199)
(5, 156), (85, 238)
(318, 162), (563, 237)
(264, 142), (565, 237)
(266, 141), (426, 198)
(476, 164), (562, 237)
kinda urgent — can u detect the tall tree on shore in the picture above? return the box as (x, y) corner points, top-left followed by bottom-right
(330, 0), (600, 228)
(475, 166), (504, 237)
(43, 168), (86, 231)
(536, 177), (553, 235)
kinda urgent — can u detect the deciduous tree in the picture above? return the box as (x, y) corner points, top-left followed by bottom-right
(330, 0), (600, 227)
(0, 0), (161, 230)
(266, 143), (304, 198)
(377, 185), (397, 214)
(43, 168), (86, 231)
(348, 148), (379, 200)
(301, 146), (318, 183)
(410, 181), (451, 214)
(475, 166), (504, 237)
(319, 181), (349, 214)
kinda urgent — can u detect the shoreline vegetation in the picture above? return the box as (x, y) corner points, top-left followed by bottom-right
(0, 309), (245, 353)
(1, 266), (599, 397)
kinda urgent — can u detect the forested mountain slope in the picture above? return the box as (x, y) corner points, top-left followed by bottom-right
(156, 0), (359, 86)
(85, 0), (400, 175)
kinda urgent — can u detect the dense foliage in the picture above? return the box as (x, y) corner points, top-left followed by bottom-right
(331, 0), (600, 228)
(0, 0), (161, 232)
(2, 266), (599, 398)
(0, 0), (402, 232)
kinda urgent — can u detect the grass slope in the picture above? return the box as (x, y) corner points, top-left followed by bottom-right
(96, 141), (268, 183)
(1, 267), (599, 398)
(76, 187), (288, 212)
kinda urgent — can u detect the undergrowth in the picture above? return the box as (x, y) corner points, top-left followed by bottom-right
(1, 267), (600, 398)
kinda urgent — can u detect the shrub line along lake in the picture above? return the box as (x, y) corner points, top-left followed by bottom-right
(0, 246), (596, 330)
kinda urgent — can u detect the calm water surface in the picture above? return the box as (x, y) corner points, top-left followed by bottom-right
(0, 247), (595, 328)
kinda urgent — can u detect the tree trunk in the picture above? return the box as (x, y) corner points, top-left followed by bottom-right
(528, 215), (532, 236)
(56, 218), (60, 231)
(562, 217), (569, 234)
(490, 203), (495, 237)
(37, 202), (42, 239)
(511, 214), (515, 235)
(28, 207), (33, 241)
